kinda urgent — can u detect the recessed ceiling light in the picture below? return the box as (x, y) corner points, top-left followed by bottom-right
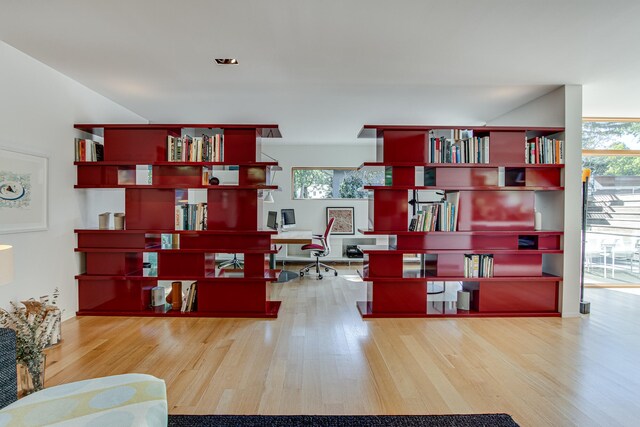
(215, 59), (238, 65)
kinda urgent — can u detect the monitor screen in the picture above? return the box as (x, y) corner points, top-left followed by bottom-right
(267, 211), (278, 230)
(281, 209), (296, 227)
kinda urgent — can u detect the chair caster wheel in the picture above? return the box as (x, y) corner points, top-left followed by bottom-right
(334, 272), (338, 276)
(299, 272), (304, 277)
(318, 275), (323, 280)
(325, 267), (329, 272)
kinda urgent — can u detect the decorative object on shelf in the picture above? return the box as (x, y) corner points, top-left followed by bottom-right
(0, 245), (14, 285)
(456, 291), (470, 310)
(0, 288), (61, 395)
(98, 212), (111, 229)
(0, 148), (48, 234)
(326, 207), (354, 235)
(150, 286), (165, 307)
(167, 282), (183, 311)
(534, 211), (542, 231)
(208, 177), (220, 186)
(113, 213), (125, 230)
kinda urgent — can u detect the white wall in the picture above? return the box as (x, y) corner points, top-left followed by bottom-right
(487, 85), (583, 317)
(0, 42), (146, 319)
(261, 143), (376, 258)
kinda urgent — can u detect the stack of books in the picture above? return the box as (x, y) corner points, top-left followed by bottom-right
(464, 254), (494, 278)
(428, 134), (490, 164)
(174, 203), (207, 230)
(167, 134), (223, 162)
(74, 138), (104, 161)
(526, 136), (564, 164)
(409, 193), (459, 232)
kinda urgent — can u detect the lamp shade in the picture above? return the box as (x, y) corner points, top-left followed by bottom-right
(0, 245), (14, 285)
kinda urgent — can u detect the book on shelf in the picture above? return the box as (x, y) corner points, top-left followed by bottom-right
(181, 281), (197, 312)
(75, 138), (104, 162)
(174, 203), (207, 230)
(167, 134), (224, 162)
(525, 136), (564, 164)
(464, 254), (494, 278)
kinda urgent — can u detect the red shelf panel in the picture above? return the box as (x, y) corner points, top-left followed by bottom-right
(360, 247), (563, 255)
(75, 184), (278, 190)
(75, 229), (277, 235)
(76, 301), (281, 318)
(75, 123), (282, 138)
(75, 248), (277, 254)
(75, 269), (280, 282)
(359, 271), (562, 282)
(357, 125), (564, 139)
(356, 301), (561, 318)
(360, 162), (565, 169)
(364, 185), (564, 191)
(74, 161), (278, 167)
(358, 229), (563, 236)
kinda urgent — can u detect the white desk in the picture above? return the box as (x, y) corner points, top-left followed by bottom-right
(271, 230), (313, 282)
(272, 230), (313, 245)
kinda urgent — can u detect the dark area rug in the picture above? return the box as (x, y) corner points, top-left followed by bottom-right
(168, 414), (520, 427)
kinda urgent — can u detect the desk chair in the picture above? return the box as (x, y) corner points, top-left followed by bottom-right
(299, 217), (338, 280)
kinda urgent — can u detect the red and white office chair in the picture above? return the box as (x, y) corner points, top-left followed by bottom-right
(299, 217), (338, 280)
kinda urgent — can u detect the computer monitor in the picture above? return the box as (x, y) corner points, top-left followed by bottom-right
(266, 211), (278, 230)
(281, 209), (296, 230)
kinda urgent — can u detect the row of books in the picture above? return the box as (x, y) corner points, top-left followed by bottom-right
(174, 203), (207, 230)
(525, 137), (564, 164)
(409, 193), (460, 232)
(74, 138), (104, 162)
(464, 254), (494, 278)
(428, 136), (490, 164)
(181, 282), (197, 312)
(167, 135), (223, 162)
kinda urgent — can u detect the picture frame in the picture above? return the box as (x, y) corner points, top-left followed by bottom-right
(326, 207), (354, 235)
(0, 148), (48, 234)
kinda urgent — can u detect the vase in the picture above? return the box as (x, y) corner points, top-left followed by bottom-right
(18, 354), (46, 396)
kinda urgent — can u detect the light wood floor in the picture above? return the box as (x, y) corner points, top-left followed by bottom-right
(45, 271), (640, 427)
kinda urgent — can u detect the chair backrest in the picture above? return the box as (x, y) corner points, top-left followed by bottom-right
(321, 217), (335, 256)
(0, 328), (17, 409)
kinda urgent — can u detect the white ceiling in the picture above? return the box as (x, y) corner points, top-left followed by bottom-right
(2, 0), (639, 144)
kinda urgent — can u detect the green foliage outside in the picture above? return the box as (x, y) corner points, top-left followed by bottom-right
(293, 168), (384, 199)
(582, 122), (640, 176)
(338, 170), (383, 198)
(293, 169), (332, 199)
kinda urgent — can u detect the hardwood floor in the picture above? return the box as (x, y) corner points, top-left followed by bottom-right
(46, 272), (640, 427)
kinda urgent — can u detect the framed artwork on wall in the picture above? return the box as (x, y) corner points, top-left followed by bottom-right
(0, 148), (48, 234)
(326, 207), (354, 235)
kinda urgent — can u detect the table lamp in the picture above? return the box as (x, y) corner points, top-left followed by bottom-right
(0, 245), (14, 285)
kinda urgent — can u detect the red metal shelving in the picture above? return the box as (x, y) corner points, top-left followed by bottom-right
(74, 123), (283, 318)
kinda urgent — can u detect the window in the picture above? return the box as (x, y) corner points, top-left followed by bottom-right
(292, 168), (384, 199)
(582, 119), (640, 286)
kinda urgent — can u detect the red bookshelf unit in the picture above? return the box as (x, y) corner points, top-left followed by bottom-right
(357, 125), (565, 318)
(74, 123), (283, 318)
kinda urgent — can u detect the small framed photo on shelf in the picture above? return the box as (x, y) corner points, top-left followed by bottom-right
(0, 148), (48, 234)
(326, 207), (354, 235)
